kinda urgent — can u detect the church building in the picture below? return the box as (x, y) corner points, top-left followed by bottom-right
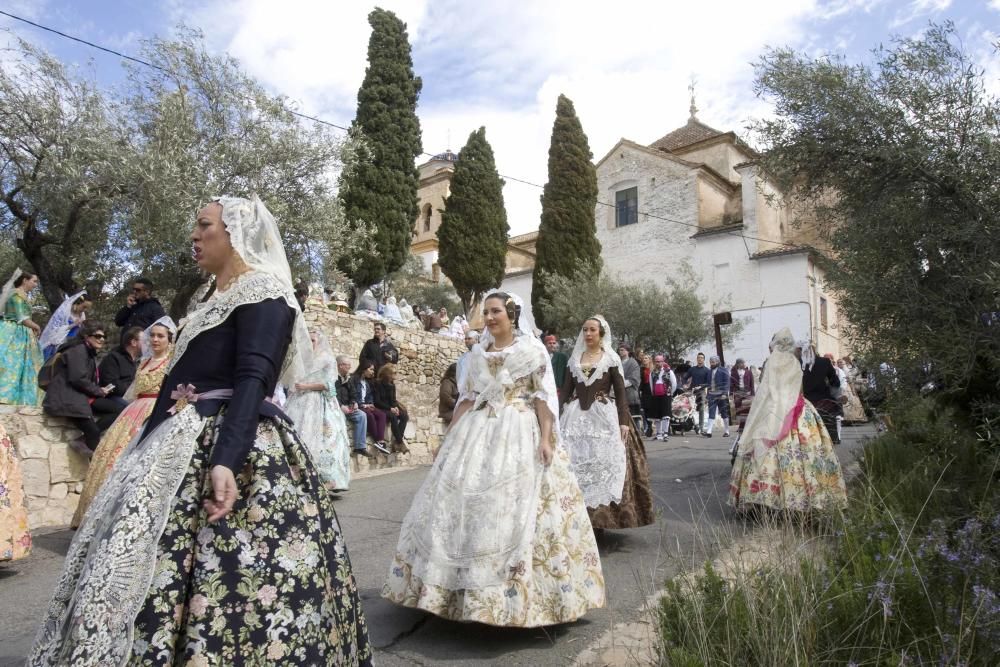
(594, 100), (847, 364)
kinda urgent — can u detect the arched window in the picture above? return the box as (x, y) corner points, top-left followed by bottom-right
(422, 204), (432, 232)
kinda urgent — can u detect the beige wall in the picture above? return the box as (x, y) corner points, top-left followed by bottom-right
(675, 141), (750, 183)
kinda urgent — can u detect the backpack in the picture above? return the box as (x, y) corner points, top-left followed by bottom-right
(37, 350), (64, 390)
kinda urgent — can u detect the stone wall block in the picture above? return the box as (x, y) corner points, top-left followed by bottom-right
(49, 444), (88, 484)
(17, 433), (50, 459)
(50, 482), (69, 500)
(21, 458), (50, 497)
(40, 426), (65, 442)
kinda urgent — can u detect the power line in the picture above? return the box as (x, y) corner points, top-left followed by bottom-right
(0, 9), (801, 250)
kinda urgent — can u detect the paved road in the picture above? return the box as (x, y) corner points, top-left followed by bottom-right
(0, 426), (869, 666)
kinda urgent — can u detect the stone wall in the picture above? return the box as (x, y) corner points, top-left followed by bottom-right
(302, 300), (465, 474)
(1, 405), (86, 529)
(3, 304), (463, 530)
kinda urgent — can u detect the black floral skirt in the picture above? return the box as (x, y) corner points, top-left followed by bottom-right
(130, 415), (372, 666)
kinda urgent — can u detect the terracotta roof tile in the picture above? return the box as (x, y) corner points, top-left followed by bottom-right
(649, 118), (725, 152)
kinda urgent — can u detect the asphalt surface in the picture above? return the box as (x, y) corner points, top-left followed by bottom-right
(0, 425), (870, 666)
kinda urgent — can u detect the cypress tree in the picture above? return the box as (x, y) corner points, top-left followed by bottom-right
(532, 94), (601, 332)
(338, 8), (422, 289)
(437, 127), (509, 316)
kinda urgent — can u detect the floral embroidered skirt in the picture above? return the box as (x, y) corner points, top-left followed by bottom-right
(1, 423), (31, 562)
(28, 407), (372, 666)
(728, 401), (848, 513)
(589, 423), (656, 530)
(382, 403), (605, 627)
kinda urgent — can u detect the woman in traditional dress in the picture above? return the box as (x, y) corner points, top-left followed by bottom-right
(0, 421), (31, 562)
(284, 329), (353, 491)
(728, 327), (847, 513)
(836, 358), (867, 423)
(383, 291), (605, 627)
(0, 269), (43, 406)
(383, 296), (405, 325)
(70, 316), (176, 528)
(39, 290), (92, 361)
(559, 316), (655, 530)
(30, 195), (371, 665)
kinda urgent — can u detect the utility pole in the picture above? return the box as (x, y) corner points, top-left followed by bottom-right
(713, 312), (732, 366)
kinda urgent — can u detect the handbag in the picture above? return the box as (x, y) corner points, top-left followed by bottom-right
(653, 381), (667, 397)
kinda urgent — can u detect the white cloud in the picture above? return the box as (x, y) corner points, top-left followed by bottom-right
(162, 0), (985, 235)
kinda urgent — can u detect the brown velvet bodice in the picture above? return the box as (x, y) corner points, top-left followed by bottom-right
(560, 364), (631, 426)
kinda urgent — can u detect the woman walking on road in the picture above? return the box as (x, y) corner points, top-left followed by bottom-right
(30, 195), (370, 666)
(559, 316), (655, 530)
(383, 291), (605, 627)
(728, 327), (847, 513)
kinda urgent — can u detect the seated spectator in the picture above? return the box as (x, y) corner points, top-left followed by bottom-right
(439, 362), (458, 423)
(98, 326), (143, 408)
(42, 321), (124, 458)
(114, 277), (165, 331)
(39, 290), (92, 361)
(373, 363), (410, 454)
(424, 307), (443, 333)
(353, 359), (389, 455)
(356, 289), (379, 313)
(335, 355), (373, 459)
(359, 322), (399, 371)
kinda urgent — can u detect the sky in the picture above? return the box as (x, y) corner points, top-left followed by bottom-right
(1, 0), (997, 235)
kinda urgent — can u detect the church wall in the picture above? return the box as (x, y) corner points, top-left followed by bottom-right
(696, 177), (732, 228)
(412, 176), (451, 247)
(675, 141), (748, 182)
(596, 146), (702, 287)
(597, 144), (825, 364)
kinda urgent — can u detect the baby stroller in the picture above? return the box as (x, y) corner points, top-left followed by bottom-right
(670, 390), (698, 435)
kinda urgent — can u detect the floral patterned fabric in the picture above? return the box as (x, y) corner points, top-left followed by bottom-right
(28, 405), (371, 666)
(728, 399), (848, 512)
(130, 414), (371, 665)
(382, 343), (605, 627)
(0, 422), (31, 562)
(0, 293), (43, 406)
(70, 356), (170, 528)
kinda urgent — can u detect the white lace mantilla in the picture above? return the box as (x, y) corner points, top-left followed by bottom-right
(28, 406), (208, 666)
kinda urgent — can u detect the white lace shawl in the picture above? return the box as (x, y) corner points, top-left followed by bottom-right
(739, 327), (805, 461)
(39, 290), (86, 351)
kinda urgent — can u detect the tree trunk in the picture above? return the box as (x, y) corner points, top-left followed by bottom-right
(169, 273), (210, 321)
(16, 223), (77, 311)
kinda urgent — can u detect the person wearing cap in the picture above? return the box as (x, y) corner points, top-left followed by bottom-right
(703, 355), (731, 438)
(545, 334), (568, 396)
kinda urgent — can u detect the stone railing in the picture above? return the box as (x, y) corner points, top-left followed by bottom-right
(5, 302), (463, 529)
(302, 300), (465, 475)
(1, 405), (87, 529)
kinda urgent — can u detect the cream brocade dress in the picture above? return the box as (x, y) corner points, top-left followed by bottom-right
(382, 340), (605, 627)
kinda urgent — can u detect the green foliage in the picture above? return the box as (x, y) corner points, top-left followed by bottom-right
(0, 31), (364, 320)
(751, 23), (1000, 428)
(537, 265), (742, 356)
(437, 127), (508, 316)
(532, 94), (601, 331)
(338, 8), (423, 288)
(658, 400), (1000, 665)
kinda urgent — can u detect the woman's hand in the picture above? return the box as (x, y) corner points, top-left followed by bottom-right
(620, 424), (630, 444)
(204, 465), (238, 523)
(294, 382), (308, 392)
(539, 440), (553, 466)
